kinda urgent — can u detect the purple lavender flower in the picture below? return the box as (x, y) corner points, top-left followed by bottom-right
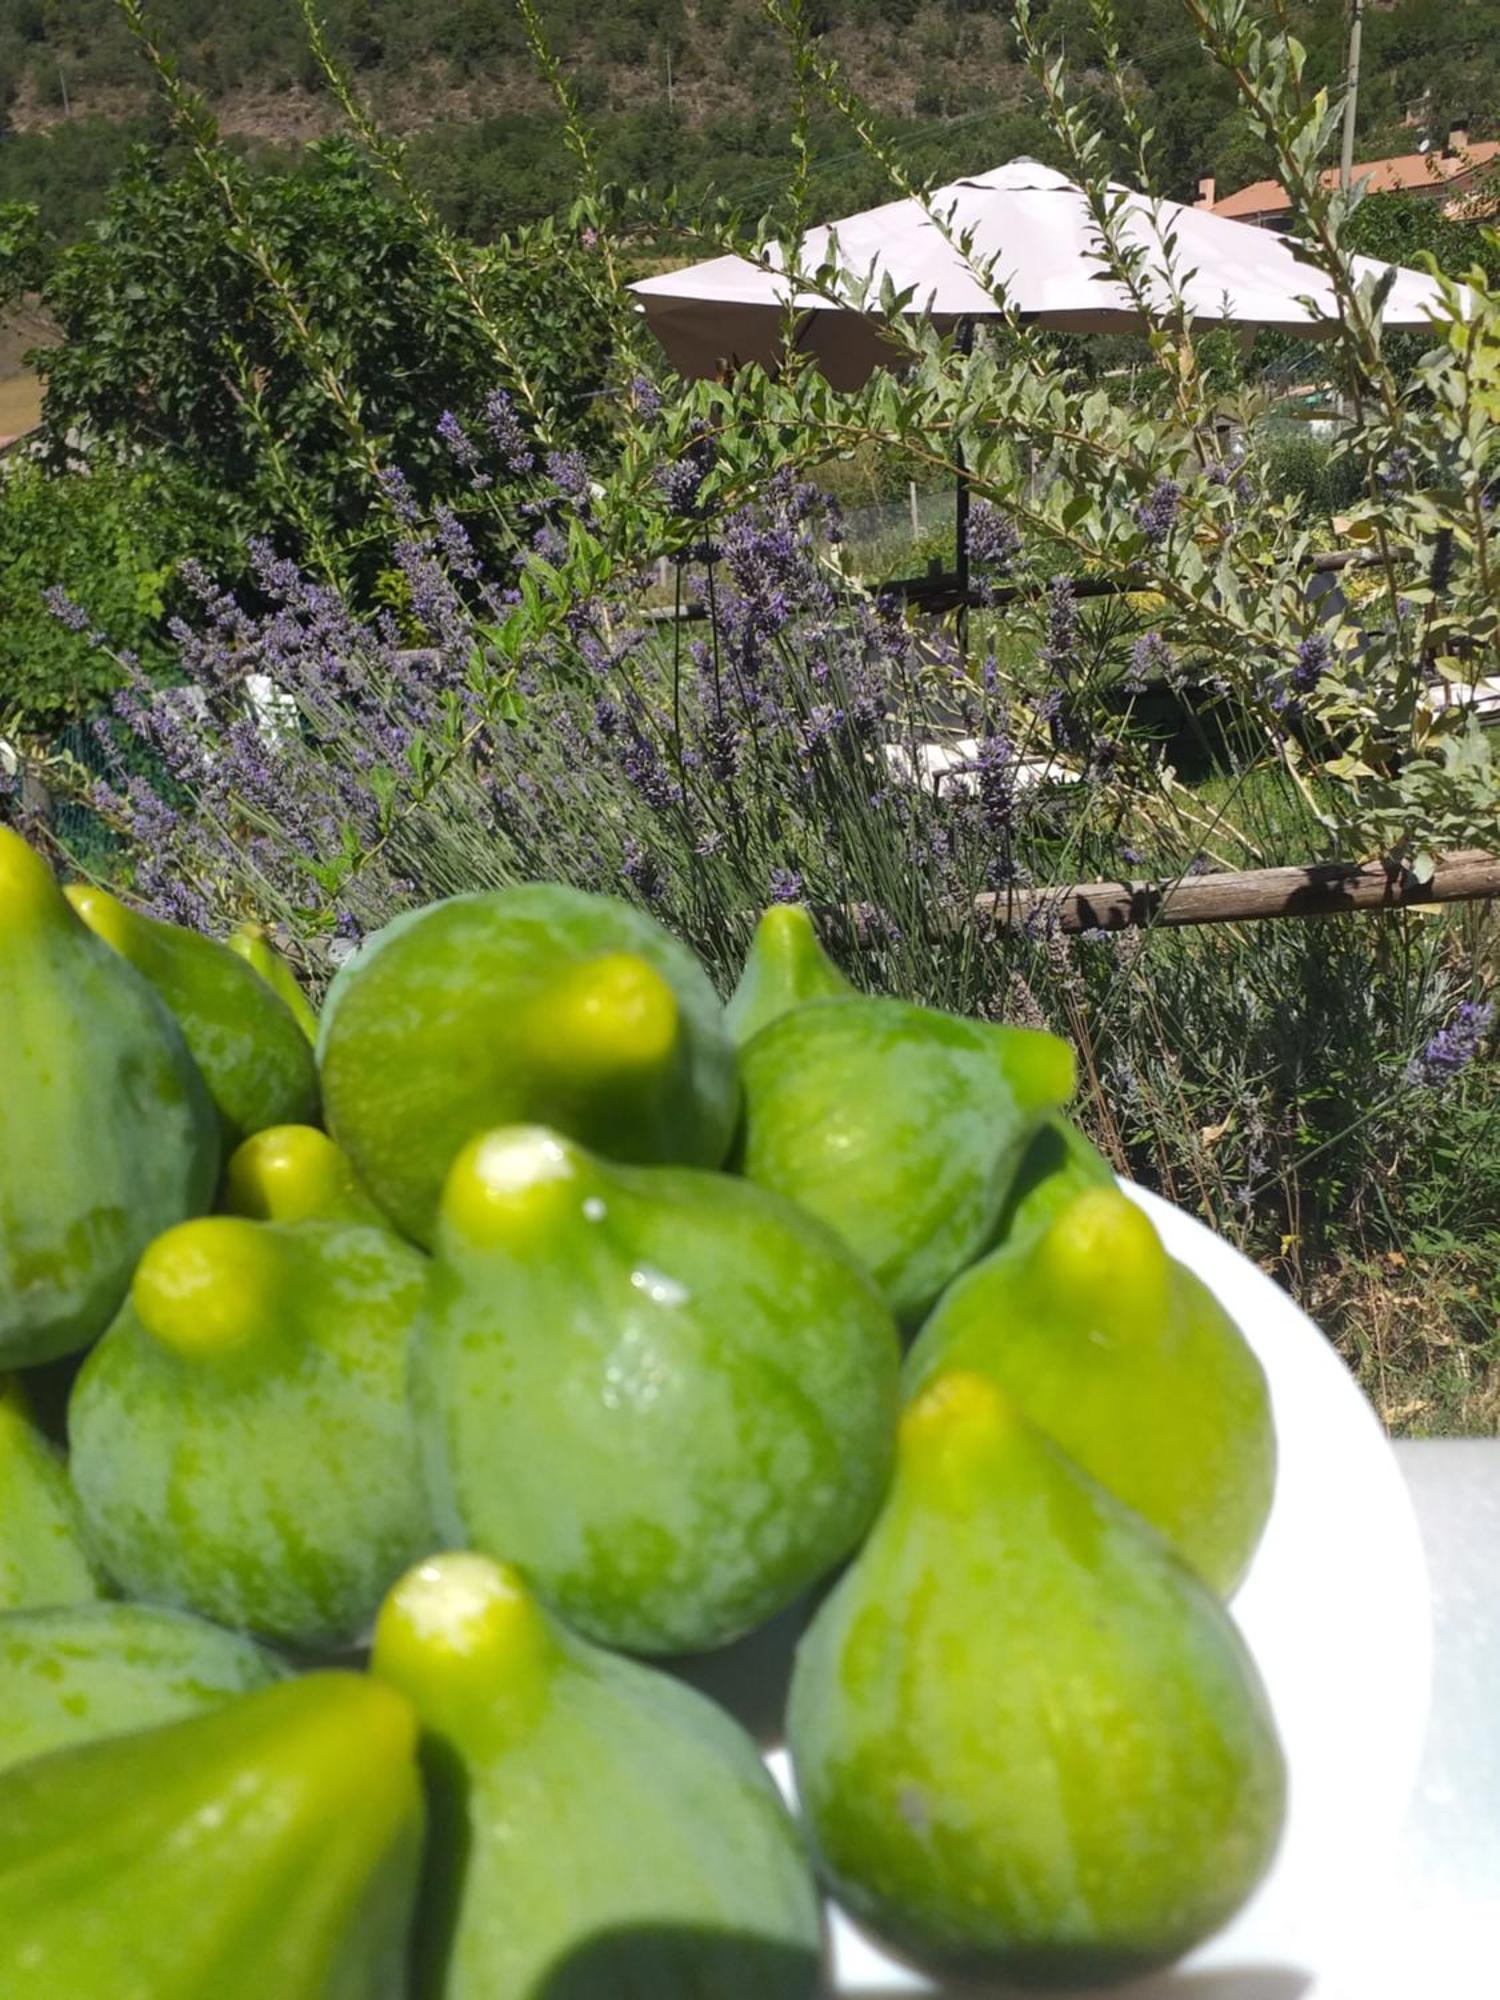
(768, 867), (804, 903)
(1407, 1001), (1494, 1087)
(1040, 576), (1078, 679)
(966, 501), (1021, 577)
(801, 703), (845, 748)
(1290, 631), (1332, 695)
(1265, 630), (1334, 714)
(545, 449), (592, 504)
(631, 375), (663, 420)
(1135, 477), (1181, 545)
(43, 586), (94, 635)
(656, 428), (716, 519)
(971, 732), (1014, 835)
(1126, 629), (1175, 693)
(530, 523), (568, 566)
(1378, 444), (1415, 493)
(483, 390), (536, 476)
(433, 506), (485, 586)
(377, 466), (421, 526)
(701, 704), (742, 781)
(620, 837), (664, 902)
(437, 410), (480, 472)
(618, 730), (682, 813)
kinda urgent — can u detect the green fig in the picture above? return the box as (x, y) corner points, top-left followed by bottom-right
(0, 1376), (105, 1611)
(0, 828), (219, 1367)
(66, 883), (319, 1147)
(372, 1552), (821, 1999)
(738, 997), (1076, 1323)
(70, 1215), (433, 1648)
(414, 1125), (900, 1654)
(317, 885), (740, 1245)
(788, 1372), (1286, 1984)
(906, 1186), (1275, 1594)
(225, 920), (320, 1042)
(0, 1671), (424, 2000)
(222, 1124), (386, 1226)
(725, 904), (854, 1045)
(993, 1112), (1115, 1250)
(0, 1602), (281, 1774)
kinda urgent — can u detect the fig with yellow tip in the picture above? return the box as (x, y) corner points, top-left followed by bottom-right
(414, 1124), (900, 1654)
(65, 882), (319, 1147)
(316, 885), (739, 1245)
(225, 920), (319, 1042)
(739, 996), (1076, 1323)
(0, 1375), (105, 1611)
(0, 828), (219, 1366)
(0, 1672), (424, 2000)
(787, 1370), (1285, 1983)
(69, 1215), (432, 1647)
(0, 1602), (281, 1774)
(725, 903), (853, 1045)
(993, 1112), (1115, 1250)
(222, 1124), (385, 1226)
(371, 1552), (821, 1999)
(906, 1184), (1274, 1594)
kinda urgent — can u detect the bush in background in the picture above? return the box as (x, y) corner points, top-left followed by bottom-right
(0, 454), (214, 730)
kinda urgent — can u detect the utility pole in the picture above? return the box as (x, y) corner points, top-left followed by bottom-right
(1339, 0), (1364, 194)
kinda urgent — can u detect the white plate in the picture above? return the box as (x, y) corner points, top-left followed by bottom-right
(673, 1182), (1432, 2000)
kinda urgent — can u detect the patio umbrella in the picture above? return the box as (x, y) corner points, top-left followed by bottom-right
(632, 158), (1457, 390)
(633, 158), (1457, 621)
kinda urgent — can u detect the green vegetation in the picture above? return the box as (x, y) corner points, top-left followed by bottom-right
(0, 456), (208, 727)
(2, 1), (1498, 246)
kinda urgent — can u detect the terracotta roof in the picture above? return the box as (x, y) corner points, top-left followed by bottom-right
(1212, 177), (1288, 220)
(1213, 141), (1500, 220)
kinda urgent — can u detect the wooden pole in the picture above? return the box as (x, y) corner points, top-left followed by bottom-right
(974, 849), (1500, 934)
(1340, 0), (1365, 195)
(953, 317), (973, 659)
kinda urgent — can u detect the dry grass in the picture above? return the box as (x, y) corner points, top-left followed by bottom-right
(0, 371), (43, 441)
(1311, 1251), (1500, 1438)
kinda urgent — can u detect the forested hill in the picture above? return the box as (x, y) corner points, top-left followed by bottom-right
(2, 0), (1497, 243)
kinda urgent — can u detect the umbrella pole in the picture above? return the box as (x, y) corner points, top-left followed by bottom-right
(954, 317), (973, 661)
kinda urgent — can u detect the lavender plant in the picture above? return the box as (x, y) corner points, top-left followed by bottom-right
(56, 449), (1133, 998)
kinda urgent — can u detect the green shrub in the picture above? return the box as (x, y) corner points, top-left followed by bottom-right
(0, 457), (211, 731)
(1260, 427), (1364, 520)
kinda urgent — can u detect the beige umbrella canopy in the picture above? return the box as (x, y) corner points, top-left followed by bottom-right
(632, 158), (1456, 388)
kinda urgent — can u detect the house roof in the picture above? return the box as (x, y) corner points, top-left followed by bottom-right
(1213, 140), (1500, 220)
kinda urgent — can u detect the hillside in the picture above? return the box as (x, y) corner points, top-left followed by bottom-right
(1, 0), (1497, 243)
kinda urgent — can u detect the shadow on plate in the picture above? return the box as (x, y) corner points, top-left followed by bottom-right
(834, 1969), (1310, 2000)
(666, 1593), (808, 1746)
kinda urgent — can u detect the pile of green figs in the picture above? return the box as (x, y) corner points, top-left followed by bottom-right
(0, 823), (1286, 1996)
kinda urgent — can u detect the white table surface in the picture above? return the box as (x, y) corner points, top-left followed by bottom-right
(1132, 1437), (1500, 2000)
(1362, 1440), (1500, 2000)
